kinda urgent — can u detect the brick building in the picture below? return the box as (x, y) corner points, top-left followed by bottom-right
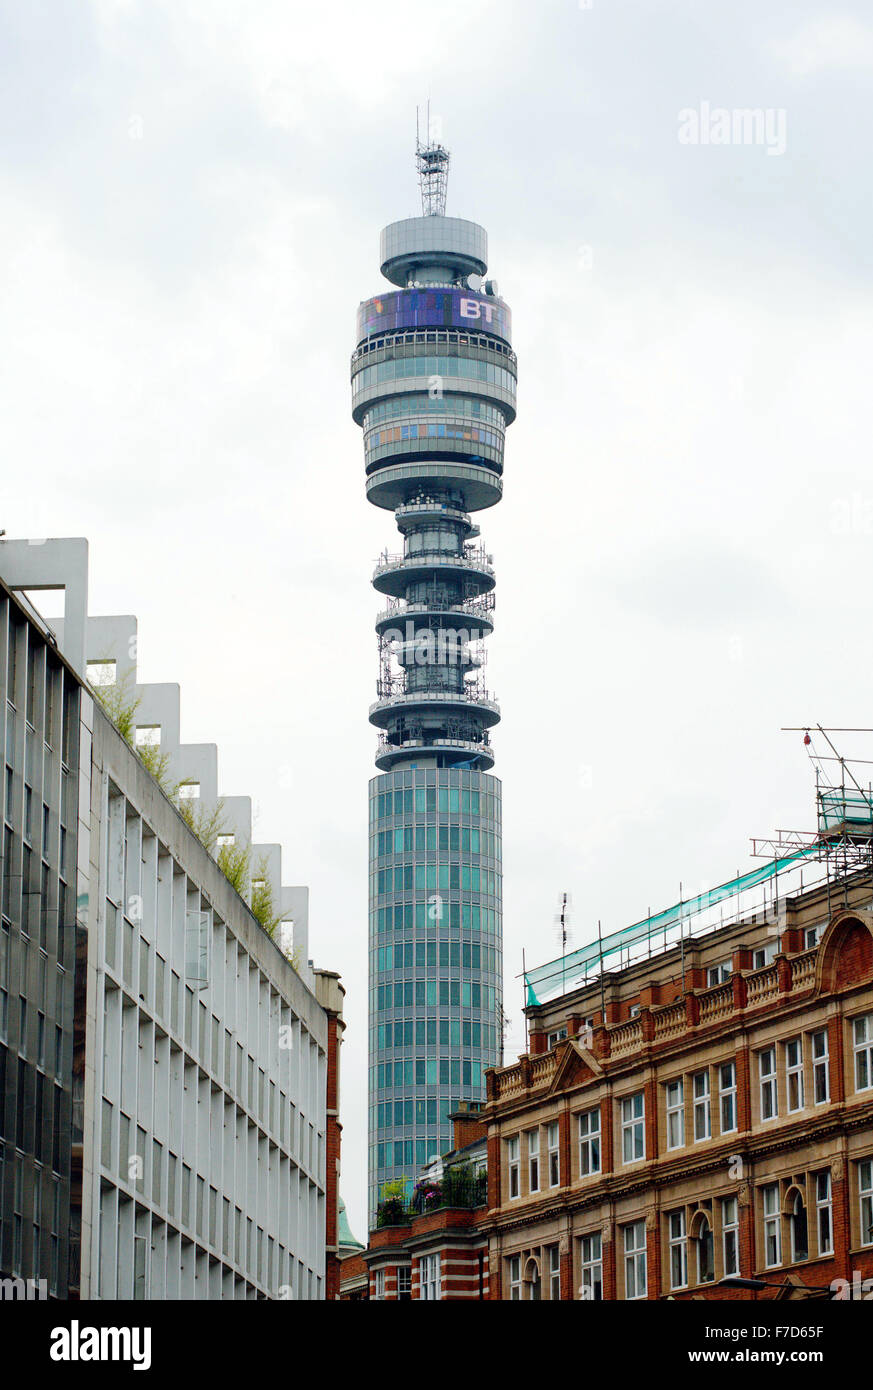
(481, 868), (873, 1301)
(340, 1103), (489, 1300)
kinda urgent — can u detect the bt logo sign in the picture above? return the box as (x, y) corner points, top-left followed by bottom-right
(459, 297), (501, 325)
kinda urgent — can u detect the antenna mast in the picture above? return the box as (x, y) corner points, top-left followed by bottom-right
(415, 102), (450, 217)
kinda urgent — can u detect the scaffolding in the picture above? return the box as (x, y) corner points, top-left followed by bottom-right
(523, 725), (873, 1006)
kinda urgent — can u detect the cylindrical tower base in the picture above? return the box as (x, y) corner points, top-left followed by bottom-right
(368, 764), (502, 1223)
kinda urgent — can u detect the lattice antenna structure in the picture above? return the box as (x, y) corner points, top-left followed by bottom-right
(416, 103), (450, 217)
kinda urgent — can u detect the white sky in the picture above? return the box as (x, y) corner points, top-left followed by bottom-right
(2, 0), (872, 1242)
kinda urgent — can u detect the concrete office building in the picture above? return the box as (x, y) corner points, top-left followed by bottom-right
(353, 134), (517, 1220)
(0, 539), (345, 1298)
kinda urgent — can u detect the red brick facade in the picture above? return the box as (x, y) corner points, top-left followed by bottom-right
(481, 889), (873, 1301)
(314, 971), (346, 1301)
(340, 1107), (490, 1301)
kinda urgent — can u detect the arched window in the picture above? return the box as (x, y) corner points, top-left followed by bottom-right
(790, 1191), (808, 1262)
(696, 1214), (715, 1283)
(524, 1257), (541, 1301)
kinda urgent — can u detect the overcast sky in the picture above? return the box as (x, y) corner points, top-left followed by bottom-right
(2, 0), (873, 1241)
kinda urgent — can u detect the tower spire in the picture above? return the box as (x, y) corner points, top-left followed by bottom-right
(415, 102), (450, 217)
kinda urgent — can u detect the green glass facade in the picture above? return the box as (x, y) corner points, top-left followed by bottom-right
(368, 766), (501, 1218)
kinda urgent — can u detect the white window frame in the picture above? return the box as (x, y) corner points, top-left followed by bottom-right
(752, 941), (777, 970)
(508, 1252), (522, 1300)
(507, 1135), (520, 1200)
(721, 1195), (739, 1277)
(579, 1232), (602, 1301)
(668, 1209), (687, 1290)
(693, 1069), (711, 1141)
(578, 1107), (601, 1177)
(707, 960), (731, 986)
(812, 1029), (829, 1104)
(853, 1014), (873, 1093)
(420, 1252), (441, 1300)
(623, 1220), (647, 1300)
(621, 1092), (645, 1164)
(666, 1078), (684, 1150)
(372, 1268), (385, 1300)
(785, 1037), (804, 1113)
(719, 1061), (737, 1134)
(547, 1027), (567, 1049)
(815, 1171), (833, 1256)
(860, 1160), (873, 1248)
(763, 1183), (782, 1268)
(759, 1047), (777, 1120)
(397, 1264), (411, 1298)
(527, 1128), (540, 1193)
(548, 1243), (560, 1299)
(547, 1122), (560, 1188)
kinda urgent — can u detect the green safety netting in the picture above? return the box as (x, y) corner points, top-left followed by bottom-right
(818, 790), (873, 833)
(523, 844), (822, 1005)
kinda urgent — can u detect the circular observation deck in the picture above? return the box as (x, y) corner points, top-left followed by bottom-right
(375, 735), (495, 773)
(366, 461), (503, 513)
(371, 551), (495, 599)
(368, 688), (500, 731)
(375, 600), (494, 642)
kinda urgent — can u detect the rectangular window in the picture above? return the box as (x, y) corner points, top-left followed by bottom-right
(759, 1047), (777, 1120)
(815, 1171), (833, 1256)
(548, 1244), (560, 1299)
(508, 1253), (521, 1301)
(86, 660), (116, 687)
(752, 942), (777, 970)
(785, 1037), (804, 1112)
(527, 1129), (539, 1193)
(853, 1014), (873, 1092)
(621, 1093), (645, 1164)
(669, 1210), (687, 1290)
(420, 1252), (441, 1301)
(578, 1108), (601, 1176)
(812, 1030), (829, 1104)
(666, 1079), (684, 1150)
(763, 1183), (781, 1268)
(397, 1265), (411, 1300)
(693, 1070), (711, 1141)
(719, 1061), (737, 1134)
(547, 1122), (560, 1187)
(860, 1160), (873, 1247)
(579, 1232), (602, 1301)
(623, 1221), (647, 1300)
(547, 1027), (567, 1049)
(372, 1269), (385, 1300)
(507, 1136), (520, 1199)
(722, 1196), (739, 1277)
(707, 961), (731, 986)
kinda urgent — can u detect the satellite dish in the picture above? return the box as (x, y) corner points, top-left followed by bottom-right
(484, 278), (499, 297)
(465, 273), (484, 292)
